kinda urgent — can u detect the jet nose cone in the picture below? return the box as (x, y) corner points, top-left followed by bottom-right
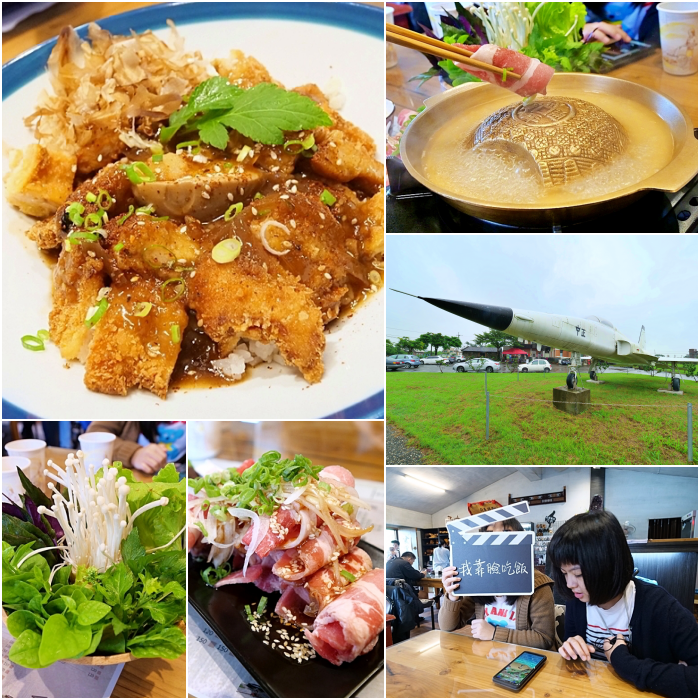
(419, 297), (514, 331)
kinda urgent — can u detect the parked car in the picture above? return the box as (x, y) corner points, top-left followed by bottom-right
(453, 358), (501, 373)
(519, 359), (552, 373)
(386, 355), (420, 372)
(560, 358), (571, 366)
(422, 356), (444, 365)
(447, 356), (460, 364)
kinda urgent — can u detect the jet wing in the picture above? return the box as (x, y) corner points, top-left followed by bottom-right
(656, 356), (699, 364)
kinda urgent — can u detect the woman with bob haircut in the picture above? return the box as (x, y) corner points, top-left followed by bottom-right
(548, 510), (697, 698)
(439, 517), (556, 650)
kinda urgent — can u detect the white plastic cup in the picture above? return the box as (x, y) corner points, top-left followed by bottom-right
(658, 2), (698, 75)
(2, 456), (33, 503)
(188, 422), (222, 460)
(78, 432), (116, 469)
(386, 6), (398, 69)
(5, 439), (46, 493)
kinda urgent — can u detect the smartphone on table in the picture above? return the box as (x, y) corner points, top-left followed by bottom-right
(493, 651), (546, 692)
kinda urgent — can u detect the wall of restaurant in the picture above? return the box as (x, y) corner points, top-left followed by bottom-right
(604, 469), (698, 538)
(387, 504), (433, 529)
(431, 468), (592, 527)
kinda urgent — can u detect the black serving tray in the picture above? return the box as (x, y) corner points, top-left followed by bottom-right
(188, 540), (385, 698)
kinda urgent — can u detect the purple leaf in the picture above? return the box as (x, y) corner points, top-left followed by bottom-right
(473, 24), (487, 43)
(417, 22), (438, 40)
(2, 501), (27, 521)
(440, 14), (462, 29)
(23, 496), (62, 542)
(458, 16), (473, 35)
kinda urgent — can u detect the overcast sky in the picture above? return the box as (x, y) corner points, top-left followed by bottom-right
(387, 235), (698, 354)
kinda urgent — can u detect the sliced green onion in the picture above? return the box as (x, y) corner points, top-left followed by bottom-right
(65, 202), (85, 226)
(176, 139), (201, 154)
(152, 215), (170, 221)
(84, 210), (105, 230)
(21, 335), (45, 351)
(68, 231), (100, 244)
(121, 161), (156, 184)
(320, 189), (336, 206)
(502, 66), (514, 83)
(253, 192), (264, 200)
(85, 192), (97, 203)
(257, 596), (268, 615)
(340, 570), (357, 583)
(224, 202), (243, 221)
(113, 242), (125, 252)
(152, 153), (164, 163)
(133, 302), (152, 318)
(195, 521), (208, 537)
(170, 323), (181, 343)
(283, 134), (315, 154)
(97, 189), (114, 210)
(160, 278), (186, 303)
(301, 144), (318, 159)
(143, 245), (176, 269)
(136, 204), (155, 215)
(37, 329), (50, 341)
(222, 161), (233, 169)
(342, 503), (353, 514)
(84, 298), (109, 328)
(118, 205), (135, 225)
(212, 237), (242, 264)
(236, 145), (253, 162)
(318, 480), (331, 492)
(244, 604), (253, 621)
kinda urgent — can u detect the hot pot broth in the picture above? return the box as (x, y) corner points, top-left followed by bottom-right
(422, 89), (674, 206)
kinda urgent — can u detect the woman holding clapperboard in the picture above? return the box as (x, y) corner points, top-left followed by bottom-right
(440, 517), (556, 650)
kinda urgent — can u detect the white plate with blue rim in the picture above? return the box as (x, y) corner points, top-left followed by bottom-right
(2, 1), (384, 420)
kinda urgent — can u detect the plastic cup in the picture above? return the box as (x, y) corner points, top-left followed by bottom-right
(386, 6), (398, 69)
(78, 432), (116, 469)
(5, 439), (46, 492)
(658, 2), (698, 75)
(188, 422), (222, 460)
(2, 456), (33, 502)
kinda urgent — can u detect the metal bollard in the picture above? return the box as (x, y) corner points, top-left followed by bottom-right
(485, 371), (487, 394)
(486, 390), (490, 439)
(688, 403), (693, 464)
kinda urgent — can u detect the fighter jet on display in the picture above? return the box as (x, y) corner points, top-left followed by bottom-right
(392, 291), (697, 391)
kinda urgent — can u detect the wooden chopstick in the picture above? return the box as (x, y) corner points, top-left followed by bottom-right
(386, 24), (522, 81)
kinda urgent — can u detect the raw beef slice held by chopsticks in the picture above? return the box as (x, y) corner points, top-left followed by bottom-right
(457, 45), (555, 97)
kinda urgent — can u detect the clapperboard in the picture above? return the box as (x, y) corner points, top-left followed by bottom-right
(446, 501), (534, 596)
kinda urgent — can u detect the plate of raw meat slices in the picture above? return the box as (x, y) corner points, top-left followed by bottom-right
(187, 454), (384, 697)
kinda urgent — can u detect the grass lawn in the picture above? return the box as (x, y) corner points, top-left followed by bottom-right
(387, 372), (698, 465)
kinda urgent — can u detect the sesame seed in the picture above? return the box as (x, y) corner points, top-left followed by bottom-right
(190, 271), (196, 278)
(197, 319), (204, 327)
(329, 141), (337, 147)
(130, 276), (139, 282)
(280, 194), (289, 200)
(290, 185), (297, 194)
(270, 166), (280, 172)
(319, 213), (325, 220)
(239, 187), (245, 196)
(351, 218), (358, 225)
(155, 167), (162, 174)
(205, 183), (212, 192)
(227, 192), (234, 201)
(97, 154), (103, 162)
(180, 225), (187, 233)
(263, 640), (269, 645)
(336, 159), (342, 166)
(87, 250), (96, 258)
(289, 219), (296, 229)
(324, 272), (332, 280)
(201, 191), (211, 199)
(137, 221), (146, 226)
(270, 151), (278, 160)
(272, 184), (280, 191)
(214, 165), (221, 172)
(71, 164), (77, 172)
(251, 207), (258, 215)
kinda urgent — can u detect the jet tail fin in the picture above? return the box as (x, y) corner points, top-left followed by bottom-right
(639, 325), (646, 349)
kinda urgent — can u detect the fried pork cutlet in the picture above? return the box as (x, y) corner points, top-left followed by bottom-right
(84, 275), (188, 398)
(189, 249), (325, 384)
(49, 245), (106, 360)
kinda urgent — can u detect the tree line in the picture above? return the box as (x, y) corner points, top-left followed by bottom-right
(387, 330), (524, 355)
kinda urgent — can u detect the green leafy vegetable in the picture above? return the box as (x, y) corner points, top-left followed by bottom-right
(161, 77), (333, 149)
(201, 562), (230, 586)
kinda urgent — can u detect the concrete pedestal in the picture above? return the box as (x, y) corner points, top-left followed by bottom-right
(586, 380), (605, 385)
(658, 388), (684, 395)
(553, 386), (591, 415)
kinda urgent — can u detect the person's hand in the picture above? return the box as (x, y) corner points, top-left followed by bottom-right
(442, 565), (461, 601)
(583, 22), (631, 45)
(603, 634), (627, 662)
(131, 443), (168, 474)
(559, 635), (595, 662)
(471, 619), (496, 640)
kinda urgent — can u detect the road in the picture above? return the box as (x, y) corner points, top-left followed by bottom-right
(388, 364), (696, 379)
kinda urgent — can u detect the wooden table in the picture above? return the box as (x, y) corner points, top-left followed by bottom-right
(189, 421), (384, 483)
(387, 44), (698, 125)
(416, 577), (445, 608)
(386, 629), (663, 698)
(40, 447), (186, 698)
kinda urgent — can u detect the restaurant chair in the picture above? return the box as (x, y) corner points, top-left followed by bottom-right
(554, 604), (566, 650)
(387, 578), (435, 641)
